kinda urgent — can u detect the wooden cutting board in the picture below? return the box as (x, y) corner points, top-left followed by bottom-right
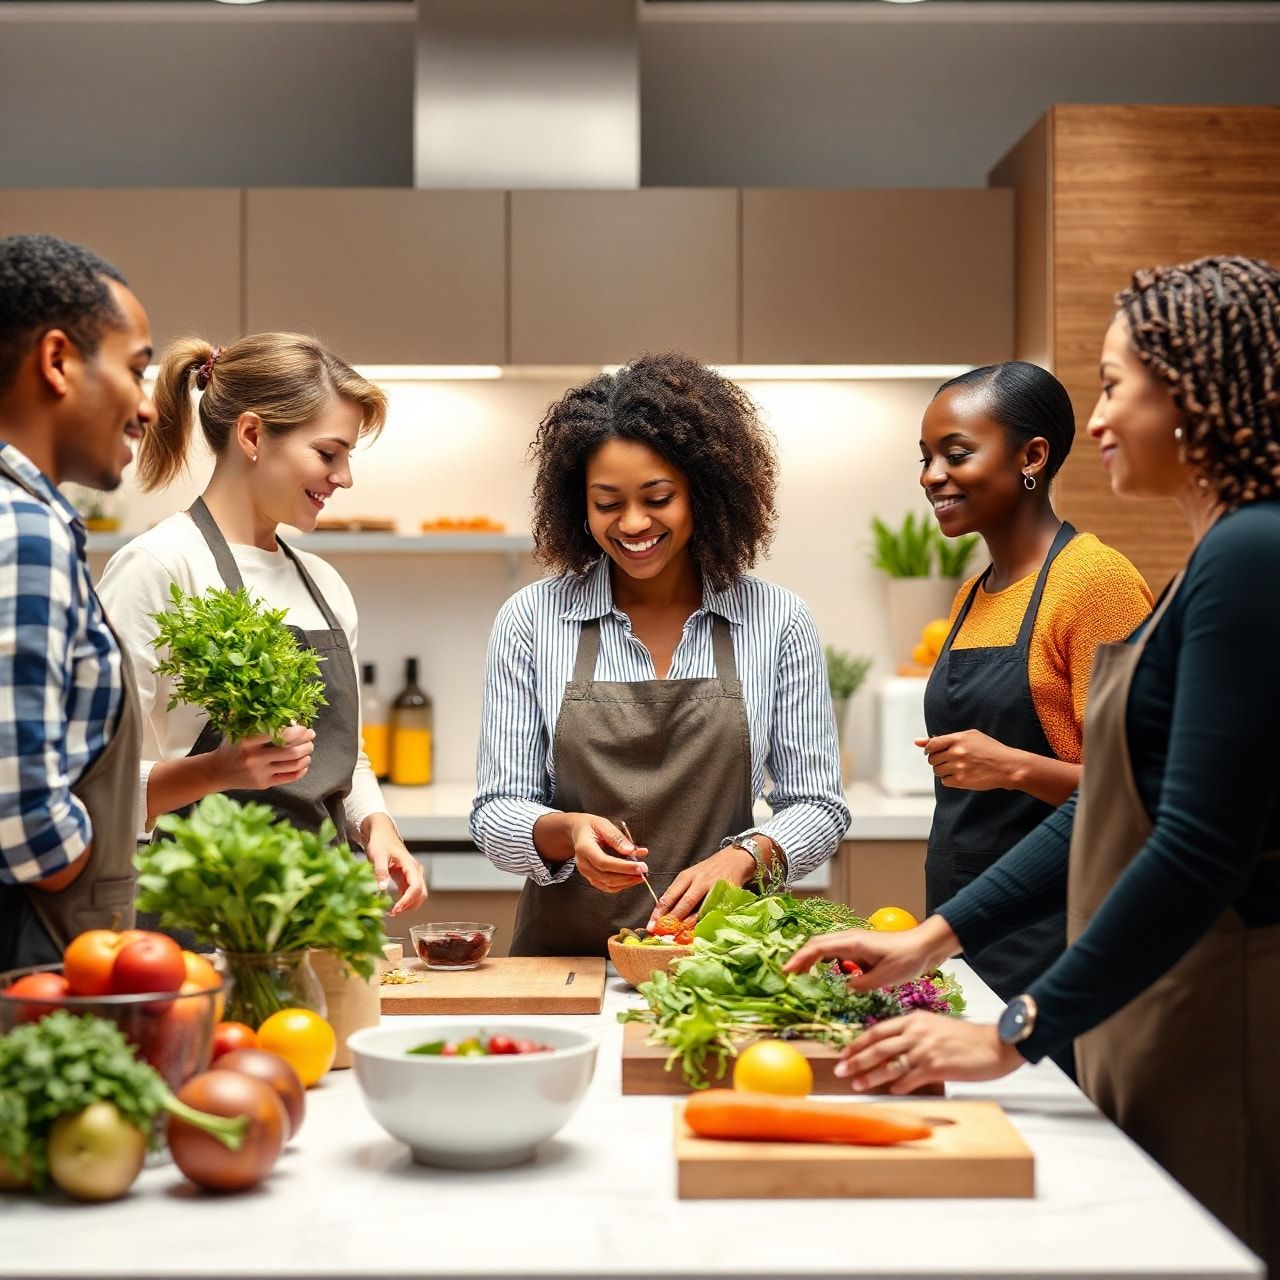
(622, 1021), (944, 1096)
(676, 1100), (1034, 1199)
(380, 956), (606, 1015)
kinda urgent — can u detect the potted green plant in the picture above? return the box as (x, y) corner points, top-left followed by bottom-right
(825, 646), (872, 785)
(869, 514), (979, 668)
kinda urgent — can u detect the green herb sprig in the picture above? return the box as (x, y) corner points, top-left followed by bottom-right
(151, 583), (326, 745)
(135, 795), (390, 1026)
(0, 1012), (246, 1190)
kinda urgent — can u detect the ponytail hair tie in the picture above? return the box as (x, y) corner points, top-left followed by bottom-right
(194, 346), (223, 391)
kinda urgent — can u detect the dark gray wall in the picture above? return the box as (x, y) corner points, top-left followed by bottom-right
(639, 13), (1280, 186)
(1, 6), (1278, 188)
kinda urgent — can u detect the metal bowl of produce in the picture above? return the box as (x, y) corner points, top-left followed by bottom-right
(0, 962), (228, 1091)
(348, 1021), (598, 1169)
(607, 931), (696, 988)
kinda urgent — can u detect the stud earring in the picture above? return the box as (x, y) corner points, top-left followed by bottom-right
(1174, 426), (1187, 465)
(1023, 472), (1037, 491)
(250, 454), (258, 462)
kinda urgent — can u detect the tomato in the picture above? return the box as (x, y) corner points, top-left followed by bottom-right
(486, 1035), (517, 1055)
(255, 1009), (336, 1088)
(732, 1039), (814, 1097)
(168, 1071), (287, 1192)
(181, 952), (220, 991)
(63, 930), (129, 997)
(839, 960), (863, 977)
(110, 934), (186, 996)
(211, 1049), (305, 1141)
(651, 914), (687, 937)
(4, 971), (70, 1021)
(674, 930), (694, 945)
(212, 1021), (258, 1061)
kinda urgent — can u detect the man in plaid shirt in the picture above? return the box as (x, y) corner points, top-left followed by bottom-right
(0, 235), (155, 968)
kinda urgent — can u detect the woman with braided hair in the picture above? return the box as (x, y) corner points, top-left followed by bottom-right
(787, 256), (1280, 1268)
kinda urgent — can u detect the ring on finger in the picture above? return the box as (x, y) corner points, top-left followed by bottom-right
(891, 1052), (909, 1078)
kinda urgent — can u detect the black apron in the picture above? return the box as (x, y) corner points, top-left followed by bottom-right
(511, 613), (755, 958)
(924, 522), (1076, 1066)
(178, 497), (359, 836)
(0, 456), (142, 972)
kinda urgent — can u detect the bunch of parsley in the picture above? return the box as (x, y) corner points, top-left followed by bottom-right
(151, 583), (326, 745)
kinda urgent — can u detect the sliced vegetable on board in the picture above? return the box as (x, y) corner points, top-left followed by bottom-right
(684, 1090), (933, 1146)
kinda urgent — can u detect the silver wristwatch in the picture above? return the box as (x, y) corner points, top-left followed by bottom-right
(732, 836), (768, 879)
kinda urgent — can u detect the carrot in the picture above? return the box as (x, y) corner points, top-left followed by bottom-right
(683, 1090), (932, 1146)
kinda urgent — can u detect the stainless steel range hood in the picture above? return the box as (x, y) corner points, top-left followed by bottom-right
(414, 0), (638, 189)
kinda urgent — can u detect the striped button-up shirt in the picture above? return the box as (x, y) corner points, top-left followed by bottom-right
(0, 444), (123, 885)
(470, 558), (850, 885)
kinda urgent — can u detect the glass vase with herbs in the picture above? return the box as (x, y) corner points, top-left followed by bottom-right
(135, 795), (390, 1029)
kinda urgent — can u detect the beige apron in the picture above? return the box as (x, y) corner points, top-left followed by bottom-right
(0, 456), (141, 969)
(511, 614), (755, 957)
(1069, 571), (1280, 1269)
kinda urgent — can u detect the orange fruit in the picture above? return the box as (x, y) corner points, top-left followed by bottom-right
(732, 1040), (814, 1097)
(867, 906), (919, 932)
(921, 618), (951, 659)
(256, 1009), (336, 1088)
(911, 642), (934, 667)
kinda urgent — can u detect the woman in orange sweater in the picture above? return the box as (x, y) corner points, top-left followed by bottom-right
(917, 362), (1151, 1067)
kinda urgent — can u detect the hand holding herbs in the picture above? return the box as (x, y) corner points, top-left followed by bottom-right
(620, 880), (965, 1089)
(0, 1012), (247, 1199)
(152, 583), (326, 745)
(135, 795), (390, 1026)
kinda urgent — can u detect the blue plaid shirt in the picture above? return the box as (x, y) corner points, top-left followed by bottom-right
(0, 443), (123, 885)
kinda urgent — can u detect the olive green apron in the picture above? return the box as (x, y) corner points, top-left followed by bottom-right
(511, 614), (755, 957)
(1068, 571), (1280, 1270)
(0, 455), (141, 969)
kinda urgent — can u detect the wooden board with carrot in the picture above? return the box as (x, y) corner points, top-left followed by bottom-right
(675, 1096), (1034, 1199)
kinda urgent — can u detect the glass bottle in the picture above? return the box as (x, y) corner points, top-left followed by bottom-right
(390, 657), (434, 786)
(360, 662), (390, 782)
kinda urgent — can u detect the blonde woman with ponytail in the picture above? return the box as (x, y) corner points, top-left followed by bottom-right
(98, 332), (425, 916)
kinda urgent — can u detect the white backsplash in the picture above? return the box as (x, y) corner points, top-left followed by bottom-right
(95, 376), (952, 783)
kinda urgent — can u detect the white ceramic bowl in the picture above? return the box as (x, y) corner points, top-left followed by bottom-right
(348, 1022), (599, 1169)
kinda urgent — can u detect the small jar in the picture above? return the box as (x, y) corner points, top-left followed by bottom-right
(217, 950), (328, 1029)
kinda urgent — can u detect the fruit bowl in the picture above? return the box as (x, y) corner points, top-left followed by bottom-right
(348, 1021), (598, 1169)
(607, 935), (695, 988)
(0, 963), (227, 1090)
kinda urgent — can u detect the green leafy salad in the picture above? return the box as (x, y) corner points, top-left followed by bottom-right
(151, 583), (326, 745)
(619, 881), (966, 1089)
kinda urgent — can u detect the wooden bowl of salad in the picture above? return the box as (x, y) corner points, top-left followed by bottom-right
(608, 919), (696, 989)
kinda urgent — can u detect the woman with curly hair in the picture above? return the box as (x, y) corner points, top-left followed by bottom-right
(470, 353), (849, 956)
(787, 257), (1280, 1269)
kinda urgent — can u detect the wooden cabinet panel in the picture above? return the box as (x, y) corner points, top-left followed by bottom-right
(838, 840), (926, 922)
(992, 106), (1280, 590)
(742, 190), (1014, 365)
(0, 189), (242, 354)
(509, 189), (738, 364)
(245, 189), (506, 364)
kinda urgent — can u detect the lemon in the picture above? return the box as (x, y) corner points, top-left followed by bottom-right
(867, 906), (919, 932)
(732, 1039), (814, 1097)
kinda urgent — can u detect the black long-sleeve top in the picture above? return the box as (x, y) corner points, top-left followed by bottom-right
(937, 501), (1280, 1063)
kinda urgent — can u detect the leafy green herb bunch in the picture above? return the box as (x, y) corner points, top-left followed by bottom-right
(135, 795), (390, 1026)
(151, 583), (326, 745)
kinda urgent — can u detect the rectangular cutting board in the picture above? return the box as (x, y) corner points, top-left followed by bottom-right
(675, 1099), (1034, 1199)
(623, 1021), (943, 1096)
(379, 956), (606, 1015)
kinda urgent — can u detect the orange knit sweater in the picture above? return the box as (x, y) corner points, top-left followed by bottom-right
(945, 532), (1153, 762)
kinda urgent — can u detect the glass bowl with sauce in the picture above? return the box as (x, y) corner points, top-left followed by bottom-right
(410, 923), (496, 971)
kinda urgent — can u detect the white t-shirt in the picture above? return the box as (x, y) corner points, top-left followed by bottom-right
(97, 510), (387, 838)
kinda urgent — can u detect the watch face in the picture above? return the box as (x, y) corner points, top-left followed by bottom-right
(998, 997), (1031, 1045)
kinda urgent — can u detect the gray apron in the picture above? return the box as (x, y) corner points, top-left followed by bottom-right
(511, 613), (755, 957)
(1068, 571), (1280, 1271)
(180, 496), (358, 837)
(0, 456), (141, 971)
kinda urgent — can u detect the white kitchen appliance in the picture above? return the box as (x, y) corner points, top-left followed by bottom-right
(877, 676), (937, 796)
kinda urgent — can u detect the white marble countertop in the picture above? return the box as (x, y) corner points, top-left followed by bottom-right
(1, 964), (1260, 1280)
(382, 780), (936, 845)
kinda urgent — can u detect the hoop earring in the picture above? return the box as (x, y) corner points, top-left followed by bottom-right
(583, 519), (592, 536)
(1023, 472), (1037, 491)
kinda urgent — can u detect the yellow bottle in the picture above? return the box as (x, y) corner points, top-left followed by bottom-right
(390, 657), (434, 786)
(360, 662), (390, 782)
